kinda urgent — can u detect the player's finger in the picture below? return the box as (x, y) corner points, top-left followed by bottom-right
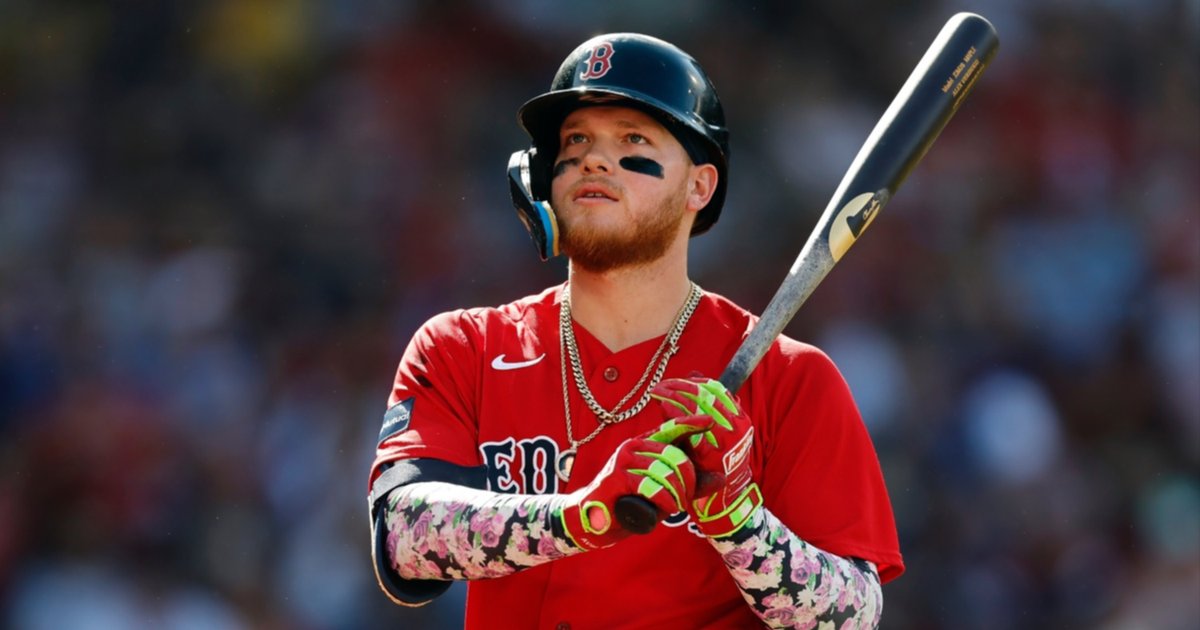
(699, 379), (741, 418)
(629, 444), (697, 513)
(648, 415), (714, 444)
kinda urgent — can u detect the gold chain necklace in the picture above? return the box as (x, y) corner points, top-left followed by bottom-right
(555, 282), (702, 483)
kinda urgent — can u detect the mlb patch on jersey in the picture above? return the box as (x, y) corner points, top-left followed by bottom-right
(378, 398), (414, 445)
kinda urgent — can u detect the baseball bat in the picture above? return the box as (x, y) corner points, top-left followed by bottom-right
(614, 12), (999, 535)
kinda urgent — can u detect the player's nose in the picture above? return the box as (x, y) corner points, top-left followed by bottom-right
(580, 144), (614, 174)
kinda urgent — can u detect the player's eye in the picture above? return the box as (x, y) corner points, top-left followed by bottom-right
(563, 132), (588, 146)
(626, 133), (649, 145)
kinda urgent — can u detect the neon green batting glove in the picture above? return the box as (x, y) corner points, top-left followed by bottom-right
(650, 377), (762, 539)
(559, 423), (708, 550)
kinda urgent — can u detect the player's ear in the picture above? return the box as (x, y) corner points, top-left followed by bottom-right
(685, 163), (719, 213)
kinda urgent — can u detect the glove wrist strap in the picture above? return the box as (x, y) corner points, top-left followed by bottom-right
(696, 483), (763, 539)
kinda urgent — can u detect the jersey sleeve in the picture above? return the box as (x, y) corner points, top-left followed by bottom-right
(367, 310), (489, 607)
(369, 309), (484, 489)
(748, 341), (905, 583)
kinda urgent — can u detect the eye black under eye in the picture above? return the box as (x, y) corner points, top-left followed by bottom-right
(619, 156), (664, 178)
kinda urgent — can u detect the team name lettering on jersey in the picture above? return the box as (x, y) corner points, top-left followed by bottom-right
(480, 436), (560, 495)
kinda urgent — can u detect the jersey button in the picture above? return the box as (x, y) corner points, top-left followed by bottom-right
(603, 366), (619, 382)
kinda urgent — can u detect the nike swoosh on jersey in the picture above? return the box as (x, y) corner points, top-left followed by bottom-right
(490, 353), (546, 370)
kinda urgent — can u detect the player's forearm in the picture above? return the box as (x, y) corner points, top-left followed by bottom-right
(710, 507), (882, 629)
(384, 481), (584, 581)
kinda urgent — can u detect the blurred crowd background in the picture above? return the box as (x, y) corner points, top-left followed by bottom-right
(1, 1), (1197, 628)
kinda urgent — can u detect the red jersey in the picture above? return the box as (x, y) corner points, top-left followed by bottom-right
(372, 285), (903, 629)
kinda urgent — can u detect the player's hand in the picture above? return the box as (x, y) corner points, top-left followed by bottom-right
(651, 377), (762, 539)
(560, 423), (710, 550)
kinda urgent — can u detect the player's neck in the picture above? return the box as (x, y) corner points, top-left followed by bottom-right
(566, 253), (692, 353)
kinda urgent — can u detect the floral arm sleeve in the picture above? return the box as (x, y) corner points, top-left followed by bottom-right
(383, 481), (585, 581)
(711, 507), (883, 629)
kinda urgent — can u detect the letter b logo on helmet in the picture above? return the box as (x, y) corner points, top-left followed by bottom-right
(579, 43), (615, 81)
(508, 33), (731, 260)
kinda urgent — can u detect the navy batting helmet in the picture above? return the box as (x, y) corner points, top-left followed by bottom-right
(508, 33), (730, 260)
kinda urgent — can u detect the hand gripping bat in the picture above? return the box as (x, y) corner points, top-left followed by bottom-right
(614, 12), (1000, 535)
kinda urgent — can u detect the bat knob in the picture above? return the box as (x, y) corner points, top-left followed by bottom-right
(615, 496), (659, 534)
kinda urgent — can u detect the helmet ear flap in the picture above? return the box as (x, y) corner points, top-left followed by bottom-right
(507, 147), (560, 261)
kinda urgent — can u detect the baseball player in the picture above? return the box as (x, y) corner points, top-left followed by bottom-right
(368, 33), (904, 629)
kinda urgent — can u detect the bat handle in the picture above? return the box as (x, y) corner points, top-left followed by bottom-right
(614, 495), (659, 534)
